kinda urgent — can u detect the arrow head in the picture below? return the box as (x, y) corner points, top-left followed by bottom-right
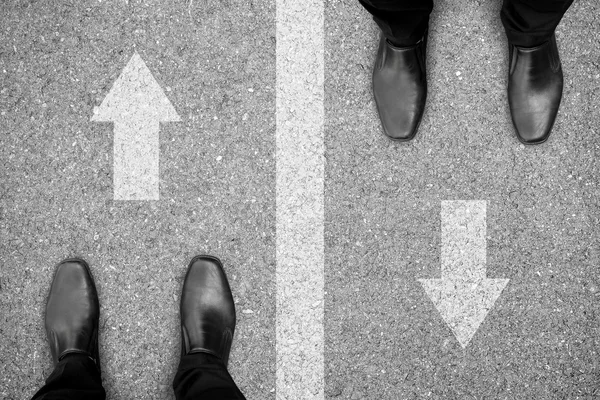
(91, 52), (180, 122)
(418, 277), (509, 348)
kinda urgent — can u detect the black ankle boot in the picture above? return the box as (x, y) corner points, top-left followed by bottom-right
(46, 259), (100, 371)
(179, 255), (236, 366)
(507, 33), (563, 144)
(372, 32), (428, 141)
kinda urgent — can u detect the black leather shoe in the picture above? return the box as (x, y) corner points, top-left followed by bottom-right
(372, 33), (427, 141)
(46, 258), (100, 370)
(180, 255), (236, 366)
(508, 34), (563, 144)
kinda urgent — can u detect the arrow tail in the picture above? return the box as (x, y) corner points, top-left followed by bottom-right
(441, 200), (487, 281)
(113, 120), (160, 200)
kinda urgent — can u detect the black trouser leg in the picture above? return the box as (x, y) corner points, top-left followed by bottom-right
(30, 354), (106, 400)
(358, 0), (434, 46)
(501, 0), (574, 47)
(173, 353), (246, 400)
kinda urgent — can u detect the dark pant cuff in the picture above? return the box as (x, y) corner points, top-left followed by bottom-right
(30, 354), (105, 400)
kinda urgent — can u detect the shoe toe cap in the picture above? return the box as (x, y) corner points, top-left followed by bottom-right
(373, 80), (425, 141)
(379, 109), (422, 141)
(185, 256), (231, 294)
(512, 109), (558, 144)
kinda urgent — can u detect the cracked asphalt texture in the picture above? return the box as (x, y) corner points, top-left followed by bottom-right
(1, 0), (599, 399)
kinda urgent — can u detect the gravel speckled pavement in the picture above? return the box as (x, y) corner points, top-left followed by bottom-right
(1, 0), (599, 399)
(1, 1), (275, 399)
(325, 1), (599, 399)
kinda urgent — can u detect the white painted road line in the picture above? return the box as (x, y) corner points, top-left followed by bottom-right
(419, 200), (509, 348)
(92, 52), (180, 201)
(276, 0), (324, 399)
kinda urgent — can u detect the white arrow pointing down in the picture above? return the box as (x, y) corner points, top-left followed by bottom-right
(419, 200), (509, 348)
(91, 52), (180, 200)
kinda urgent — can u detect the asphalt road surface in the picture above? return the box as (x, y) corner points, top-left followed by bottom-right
(1, 0), (599, 399)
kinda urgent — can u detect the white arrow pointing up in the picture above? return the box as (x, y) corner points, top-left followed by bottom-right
(91, 52), (180, 200)
(418, 200), (509, 348)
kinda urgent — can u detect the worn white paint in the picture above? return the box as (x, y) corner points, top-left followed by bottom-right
(276, 0), (324, 398)
(92, 52), (180, 200)
(419, 200), (509, 348)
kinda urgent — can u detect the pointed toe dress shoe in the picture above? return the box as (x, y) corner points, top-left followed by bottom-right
(508, 34), (563, 144)
(372, 34), (427, 141)
(180, 255), (236, 366)
(46, 258), (100, 370)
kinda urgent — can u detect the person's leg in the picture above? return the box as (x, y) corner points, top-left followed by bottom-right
(173, 354), (245, 400)
(31, 354), (105, 400)
(30, 259), (105, 400)
(173, 255), (246, 400)
(359, 1), (432, 141)
(502, 0), (574, 144)
(501, 0), (574, 47)
(358, 0), (433, 46)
